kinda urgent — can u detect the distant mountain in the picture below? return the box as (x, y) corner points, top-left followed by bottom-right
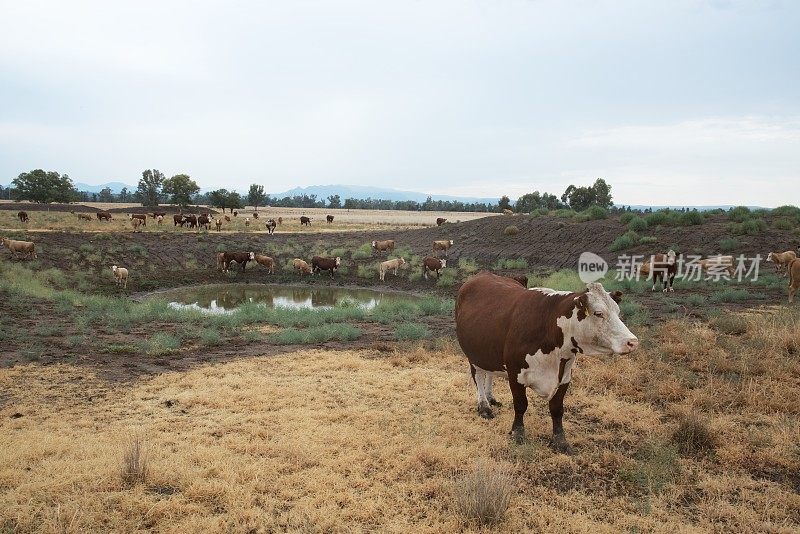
(267, 184), (498, 205)
(74, 182), (133, 194)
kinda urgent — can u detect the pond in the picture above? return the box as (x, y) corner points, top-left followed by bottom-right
(159, 284), (418, 313)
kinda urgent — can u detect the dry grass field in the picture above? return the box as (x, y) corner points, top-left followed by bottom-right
(1, 308), (798, 532)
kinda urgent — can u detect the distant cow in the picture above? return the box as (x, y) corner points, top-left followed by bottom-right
(173, 214), (184, 226)
(215, 219), (222, 231)
(372, 239), (395, 254)
(432, 239), (454, 256)
(646, 250), (677, 292)
(17, 211), (28, 223)
(224, 215), (231, 222)
(502, 209), (514, 215)
(698, 255), (735, 276)
(509, 275), (528, 287)
(423, 256), (446, 280)
(233, 211), (238, 217)
(252, 212), (259, 219)
(198, 214), (212, 230)
(312, 256), (341, 278)
(300, 216), (312, 226)
(221, 251), (255, 272)
(183, 215), (198, 229)
(77, 213), (93, 221)
(293, 258), (312, 276)
(129, 213), (147, 225)
(326, 215), (334, 224)
(1, 237), (37, 259)
(215, 252), (226, 271)
(277, 217), (283, 225)
(436, 217), (446, 226)
(254, 254), (275, 274)
(379, 257), (405, 281)
(96, 212), (113, 221)
(151, 211), (167, 219)
(130, 218), (143, 232)
(245, 218), (250, 227)
(157, 215), (164, 226)
(455, 272), (638, 451)
(265, 219), (277, 234)
(767, 250), (797, 277)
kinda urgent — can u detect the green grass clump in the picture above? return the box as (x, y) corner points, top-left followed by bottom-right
(580, 205), (608, 220)
(495, 258), (529, 270)
(771, 217), (795, 230)
(143, 333), (180, 355)
(357, 264), (377, 279)
(619, 212), (636, 224)
(672, 414), (717, 456)
(553, 209), (577, 218)
(270, 323), (361, 345)
(528, 270), (584, 292)
(199, 328), (222, 346)
(503, 225), (519, 236)
(709, 288), (750, 303)
(436, 268), (457, 287)
(628, 216), (648, 232)
(718, 238), (740, 252)
(728, 219), (767, 235)
(352, 243), (373, 260)
(619, 299), (650, 326)
(710, 314), (749, 335)
(610, 231), (641, 251)
(685, 294), (706, 307)
(417, 297), (455, 316)
(728, 205), (753, 222)
(620, 442), (681, 494)
(394, 322), (431, 341)
(458, 258), (480, 275)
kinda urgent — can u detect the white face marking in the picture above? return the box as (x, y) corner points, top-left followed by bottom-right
(529, 287), (572, 296)
(566, 283), (638, 355)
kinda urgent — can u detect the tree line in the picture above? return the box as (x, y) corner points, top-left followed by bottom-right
(5, 168), (616, 214)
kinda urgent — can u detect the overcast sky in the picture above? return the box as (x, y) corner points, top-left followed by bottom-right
(1, 0), (798, 206)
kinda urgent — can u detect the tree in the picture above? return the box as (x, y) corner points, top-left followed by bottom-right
(136, 169), (165, 207)
(591, 178), (613, 209)
(498, 195), (512, 212)
(98, 187), (114, 203)
(247, 184), (266, 210)
(11, 169), (77, 203)
(327, 194), (341, 209)
(162, 174), (200, 207)
(209, 189), (229, 213)
(561, 179), (614, 211)
(227, 191), (244, 210)
(119, 187), (131, 202)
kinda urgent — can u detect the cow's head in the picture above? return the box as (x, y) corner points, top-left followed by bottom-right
(248, 252), (255, 260)
(335, 257), (341, 266)
(449, 240), (454, 246)
(440, 259), (447, 268)
(371, 241), (377, 247)
(112, 265), (118, 273)
(399, 257), (406, 265)
(666, 250), (676, 265)
(767, 252), (774, 262)
(568, 283), (638, 356)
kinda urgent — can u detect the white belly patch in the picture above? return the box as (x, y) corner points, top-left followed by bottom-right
(517, 351), (574, 400)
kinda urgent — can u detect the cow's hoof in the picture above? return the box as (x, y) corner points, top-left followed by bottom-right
(669, 288), (675, 292)
(510, 427), (526, 444)
(552, 434), (574, 455)
(477, 404), (494, 419)
(488, 397), (502, 407)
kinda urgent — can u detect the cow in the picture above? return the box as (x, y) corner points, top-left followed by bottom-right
(1, 237), (37, 259)
(312, 256), (341, 278)
(372, 239), (395, 254)
(151, 211), (167, 219)
(252, 212), (259, 219)
(432, 240), (454, 256)
(326, 215), (334, 224)
(233, 211), (238, 217)
(502, 209), (514, 215)
(293, 258), (312, 276)
(131, 217), (143, 232)
(183, 214), (198, 229)
(379, 258), (405, 281)
(77, 213), (93, 221)
(788, 258), (800, 303)
(215, 219), (222, 232)
(423, 256), (446, 280)
(254, 254), (275, 274)
(173, 214), (184, 226)
(245, 218), (250, 227)
(510, 275), (528, 287)
(157, 215), (164, 226)
(698, 255), (735, 276)
(224, 215), (231, 223)
(96, 212), (113, 221)
(215, 252), (226, 271)
(436, 217), (446, 226)
(642, 250), (677, 292)
(198, 214), (212, 230)
(277, 217), (283, 225)
(455, 272), (638, 452)
(767, 250), (797, 277)
(221, 251), (255, 272)
(265, 219), (277, 234)
(129, 213), (147, 225)
(17, 211), (29, 223)
(300, 216), (312, 227)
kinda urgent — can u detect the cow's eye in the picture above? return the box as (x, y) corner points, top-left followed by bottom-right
(593, 312), (604, 318)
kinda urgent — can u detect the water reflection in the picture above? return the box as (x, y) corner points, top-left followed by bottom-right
(160, 284), (415, 313)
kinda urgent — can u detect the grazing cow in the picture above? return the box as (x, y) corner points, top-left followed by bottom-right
(198, 214), (212, 230)
(788, 258), (800, 303)
(300, 216), (312, 226)
(645, 250), (677, 292)
(96, 211), (113, 221)
(224, 215), (231, 222)
(151, 211), (167, 219)
(233, 211), (238, 217)
(129, 213), (147, 225)
(423, 256), (446, 280)
(436, 217), (446, 226)
(698, 255), (735, 276)
(265, 219), (277, 234)
(326, 215), (334, 224)
(245, 218), (250, 227)
(767, 250), (797, 277)
(131, 218), (143, 232)
(379, 257), (405, 281)
(1, 237), (37, 259)
(252, 212), (259, 219)
(77, 213), (93, 221)
(221, 251), (255, 272)
(312, 256), (341, 278)
(372, 239), (395, 254)
(215, 219), (222, 231)
(17, 211), (29, 223)
(293, 258), (312, 276)
(277, 217), (283, 225)
(173, 214), (184, 226)
(112, 265), (129, 289)
(254, 254), (275, 274)
(183, 214), (198, 229)
(455, 272), (638, 451)
(215, 252), (226, 271)
(432, 239), (454, 256)
(502, 209), (514, 215)
(510, 275), (528, 287)
(157, 215), (164, 226)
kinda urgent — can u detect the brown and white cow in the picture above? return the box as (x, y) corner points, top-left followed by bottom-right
(96, 211), (113, 221)
(767, 250), (797, 277)
(293, 258), (312, 276)
(643, 250), (677, 292)
(422, 256), (446, 280)
(254, 254), (275, 274)
(198, 214), (212, 230)
(312, 256), (341, 278)
(17, 211), (29, 223)
(432, 239), (454, 256)
(221, 251), (255, 272)
(456, 273), (638, 452)
(326, 215), (334, 223)
(372, 239), (395, 254)
(300, 216), (312, 226)
(265, 219), (277, 234)
(129, 213), (147, 225)
(436, 217), (447, 226)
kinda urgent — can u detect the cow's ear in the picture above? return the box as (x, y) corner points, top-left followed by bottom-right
(609, 290), (623, 303)
(573, 292), (589, 320)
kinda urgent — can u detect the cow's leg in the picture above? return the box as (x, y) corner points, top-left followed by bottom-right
(508, 374), (527, 443)
(424, 269), (429, 281)
(471, 365), (493, 419)
(549, 383), (574, 455)
(668, 273), (675, 292)
(485, 373), (501, 406)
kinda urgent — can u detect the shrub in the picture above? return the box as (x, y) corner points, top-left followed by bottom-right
(582, 205), (608, 220)
(619, 442), (680, 494)
(672, 414), (717, 456)
(452, 461), (514, 526)
(553, 209), (577, 218)
(628, 217), (648, 232)
(710, 314), (749, 335)
(352, 243), (373, 260)
(728, 219), (766, 235)
(718, 238), (740, 252)
(271, 324), (361, 344)
(529, 208), (549, 217)
(503, 225), (519, 236)
(772, 205), (800, 220)
(457, 258), (480, 275)
(394, 322), (430, 341)
(772, 217), (795, 230)
(710, 288), (750, 303)
(685, 294), (706, 307)
(644, 211), (668, 226)
(121, 436), (148, 488)
(678, 211), (704, 226)
(495, 258), (528, 270)
(610, 231), (640, 251)
(619, 212), (636, 224)
(436, 269), (457, 287)
(728, 205), (753, 222)
(199, 328), (222, 346)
